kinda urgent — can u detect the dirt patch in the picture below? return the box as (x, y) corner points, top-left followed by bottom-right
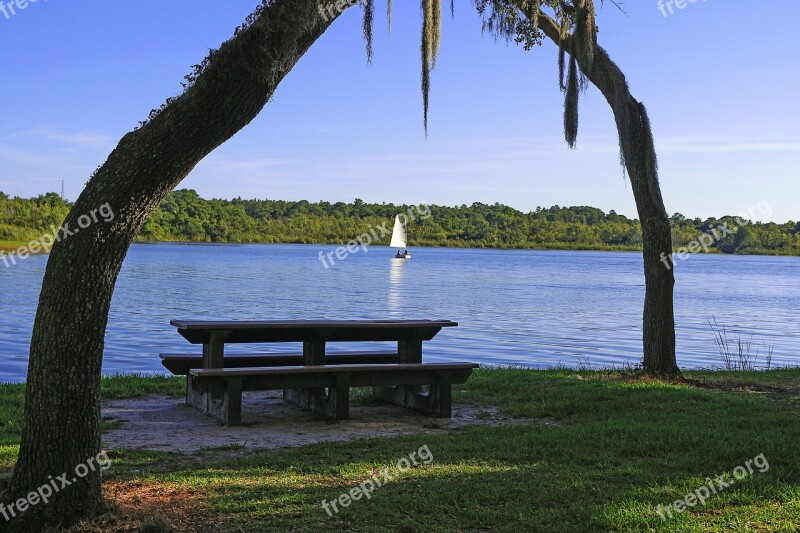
(69, 480), (222, 533)
(685, 379), (800, 410)
(101, 393), (528, 454)
(685, 379), (800, 395)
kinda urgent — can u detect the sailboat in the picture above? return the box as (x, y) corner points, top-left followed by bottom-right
(390, 214), (411, 259)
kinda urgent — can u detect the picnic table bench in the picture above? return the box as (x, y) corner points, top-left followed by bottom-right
(163, 319), (477, 426)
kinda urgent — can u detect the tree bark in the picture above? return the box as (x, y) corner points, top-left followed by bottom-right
(534, 11), (681, 378)
(1, 1), (342, 530)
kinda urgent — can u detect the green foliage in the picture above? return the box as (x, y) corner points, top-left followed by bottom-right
(2, 190), (798, 255)
(0, 192), (70, 242)
(137, 191), (648, 249)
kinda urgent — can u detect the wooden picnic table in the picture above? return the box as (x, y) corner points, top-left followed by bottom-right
(169, 319), (458, 367)
(166, 319), (475, 426)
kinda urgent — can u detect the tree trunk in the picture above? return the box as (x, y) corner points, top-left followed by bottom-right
(1, 1), (341, 530)
(535, 13), (681, 378)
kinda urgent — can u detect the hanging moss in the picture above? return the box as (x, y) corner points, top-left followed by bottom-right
(419, 0), (443, 132)
(564, 55), (580, 148)
(572, 0), (597, 73)
(363, 0), (375, 62)
(432, 0), (442, 66)
(421, 0), (433, 132)
(473, 1), (600, 146)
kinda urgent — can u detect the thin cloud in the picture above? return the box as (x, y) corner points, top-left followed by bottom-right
(197, 157), (299, 172)
(658, 139), (800, 154)
(5, 127), (116, 150)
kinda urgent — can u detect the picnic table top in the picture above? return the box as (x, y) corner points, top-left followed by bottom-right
(170, 319), (458, 345)
(170, 319), (457, 330)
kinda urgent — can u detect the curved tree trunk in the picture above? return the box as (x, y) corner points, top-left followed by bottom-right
(2, 1), (342, 530)
(534, 12), (680, 378)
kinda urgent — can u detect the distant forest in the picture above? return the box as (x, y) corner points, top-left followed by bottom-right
(2, 189), (799, 255)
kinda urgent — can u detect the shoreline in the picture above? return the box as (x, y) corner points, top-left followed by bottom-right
(3, 239), (798, 258)
(130, 240), (800, 258)
(0, 240), (48, 255)
(5, 365), (800, 386)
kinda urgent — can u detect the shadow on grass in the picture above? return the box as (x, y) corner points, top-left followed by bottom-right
(91, 369), (800, 531)
(2, 370), (799, 530)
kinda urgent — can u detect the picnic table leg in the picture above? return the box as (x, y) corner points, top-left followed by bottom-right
(283, 340), (326, 409)
(374, 339), (424, 407)
(399, 338), (450, 414)
(204, 333), (226, 402)
(334, 373), (350, 419)
(400, 339), (425, 404)
(424, 376), (452, 418)
(398, 339), (423, 364)
(303, 340), (326, 365)
(403, 374), (454, 418)
(224, 378), (243, 426)
(202, 335), (226, 368)
(186, 374), (208, 413)
(186, 333), (228, 413)
(310, 372), (350, 420)
(191, 377), (244, 426)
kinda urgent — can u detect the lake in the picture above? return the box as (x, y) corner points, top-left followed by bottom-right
(1, 244), (798, 383)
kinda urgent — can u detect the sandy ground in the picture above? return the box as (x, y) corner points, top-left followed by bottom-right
(101, 392), (534, 454)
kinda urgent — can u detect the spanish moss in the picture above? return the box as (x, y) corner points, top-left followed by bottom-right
(432, 0), (442, 66)
(531, 0), (541, 31)
(421, 0), (433, 132)
(639, 101), (667, 216)
(363, 0), (374, 62)
(557, 11), (570, 90)
(564, 54), (580, 148)
(421, 0), (444, 132)
(572, 0), (597, 73)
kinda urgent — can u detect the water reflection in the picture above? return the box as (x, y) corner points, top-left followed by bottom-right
(388, 258), (407, 313)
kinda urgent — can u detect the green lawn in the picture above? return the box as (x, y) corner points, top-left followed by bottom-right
(1, 369), (800, 531)
(0, 241), (27, 253)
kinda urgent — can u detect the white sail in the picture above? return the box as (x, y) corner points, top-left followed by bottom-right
(390, 215), (407, 249)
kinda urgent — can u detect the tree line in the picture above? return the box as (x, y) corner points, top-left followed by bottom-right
(1, 189), (798, 255)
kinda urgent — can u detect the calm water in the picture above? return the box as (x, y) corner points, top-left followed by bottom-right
(1, 244), (798, 382)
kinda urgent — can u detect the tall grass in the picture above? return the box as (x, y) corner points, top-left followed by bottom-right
(708, 316), (774, 371)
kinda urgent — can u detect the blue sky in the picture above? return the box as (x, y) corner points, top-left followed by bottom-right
(0, 0), (798, 222)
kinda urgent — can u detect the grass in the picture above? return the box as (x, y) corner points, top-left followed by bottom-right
(0, 241), (31, 253)
(99, 373), (185, 400)
(1, 369), (800, 531)
(710, 317), (776, 372)
(0, 374), (184, 473)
